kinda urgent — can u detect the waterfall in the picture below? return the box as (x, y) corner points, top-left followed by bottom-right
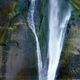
(27, 0), (43, 80)
(27, 0), (72, 80)
(47, 0), (72, 80)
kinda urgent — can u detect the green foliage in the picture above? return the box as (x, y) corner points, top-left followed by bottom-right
(70, 0), (80, 10)
(0, 2), (16, 15)
(15, 0), (26, 15)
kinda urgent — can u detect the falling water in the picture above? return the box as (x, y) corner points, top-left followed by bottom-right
(47, 0), (72, 80)
(27, 0), (43, 80)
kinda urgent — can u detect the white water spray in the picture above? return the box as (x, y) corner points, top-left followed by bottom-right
(27, 0), (43, 80)
(47, 0), (72, 80)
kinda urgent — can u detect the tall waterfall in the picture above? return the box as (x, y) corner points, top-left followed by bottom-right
(27, 0), (43, 80)
(47, 0), (72, 80)
(27, 0), (72, 80)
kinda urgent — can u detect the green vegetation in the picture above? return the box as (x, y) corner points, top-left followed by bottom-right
(70, 0), (80, 10)
(0, 1), (22, 44)
(0, 2), (16, 15)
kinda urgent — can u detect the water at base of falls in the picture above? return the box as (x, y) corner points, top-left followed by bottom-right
(47, 0), (72, 80)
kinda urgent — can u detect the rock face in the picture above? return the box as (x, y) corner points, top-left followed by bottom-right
(57, 10), (80, 79)
(0, 0), (48, 80)
(5, 25), (38, 80)
(0, 0), (38, 80)
(0, 0), (80, 80)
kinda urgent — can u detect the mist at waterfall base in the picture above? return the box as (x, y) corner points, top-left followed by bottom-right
(27, 0), (72, 80)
